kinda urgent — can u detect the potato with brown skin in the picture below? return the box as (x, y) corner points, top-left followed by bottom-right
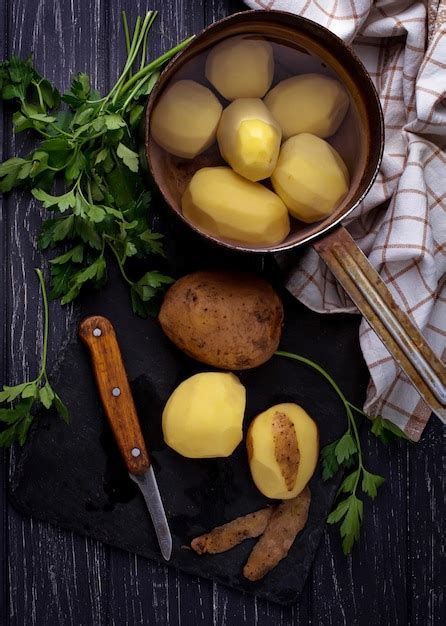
(158, 270), (283, 370)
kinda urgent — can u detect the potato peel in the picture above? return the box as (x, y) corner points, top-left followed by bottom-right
(191, 508), (273, 554)
(272, 411), (300, 491)
(243, 487), (311, 581)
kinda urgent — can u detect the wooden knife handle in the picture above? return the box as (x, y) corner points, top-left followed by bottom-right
(79, 315), (150, 475)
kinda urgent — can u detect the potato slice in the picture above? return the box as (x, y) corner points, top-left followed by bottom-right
(182, 166), (290, 246)
(243, 487), (311, 581)
(150, 79), (222, 158)
(205, 36), (274, 100)
(162, 372), (246, 458)
(247, 403), (318, 499)
(264, 73), (349, 139)
(217, 98), (282, 181)
(191, 508), (273, 554)
(272, 412), (300, 492)
(271, 133), (349, 223)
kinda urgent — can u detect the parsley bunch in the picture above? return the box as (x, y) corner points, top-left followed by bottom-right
(275, 350), (409, 554)
(0, 270), (68, 447)
(0, 11), (193, 316)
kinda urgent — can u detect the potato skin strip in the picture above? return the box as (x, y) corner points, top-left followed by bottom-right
(191, 508), (274, 555)
(272, 411), (300, 491)
(243, 487), (311, 581)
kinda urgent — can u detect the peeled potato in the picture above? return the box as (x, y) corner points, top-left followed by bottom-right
(264, 74), (349, 139)
(159, 270), (283, 370)
(205, 36), (274, 100)
(162, 372), (246, 458)
(271, 133), (349, 223)
(182, 166), (290, 246)
(247, 403), (319, 500)
(217, 98), (282, 181)
(150, 80), (222, 158)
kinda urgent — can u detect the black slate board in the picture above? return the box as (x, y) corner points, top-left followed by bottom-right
(9, 237), (368, 605)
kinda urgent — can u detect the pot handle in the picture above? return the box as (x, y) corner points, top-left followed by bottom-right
(311, 226), (446, 421)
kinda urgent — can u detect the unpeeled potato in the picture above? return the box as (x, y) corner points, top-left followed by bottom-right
(182, 166), (290, 246)
(217, 98), (282, 181)
(150, 79), (222, 158)
(247, 403), (319, 500)
(271, 133), (349, 223)
(205, 36), (274, 100)
(264, 74), (349, 139)
(162, 372), (246, 458)
(159, 270), (284, 370)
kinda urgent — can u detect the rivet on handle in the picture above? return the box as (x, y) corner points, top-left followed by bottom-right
(131, 448), (141, 458)
(93, 327), (102, 337)
(112, 387), (121, 397)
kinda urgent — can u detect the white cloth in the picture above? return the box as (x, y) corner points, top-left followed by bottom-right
(244, 0), (446, 440)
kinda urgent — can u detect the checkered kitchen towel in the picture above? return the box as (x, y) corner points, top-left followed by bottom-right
(245, 0), (446, 440)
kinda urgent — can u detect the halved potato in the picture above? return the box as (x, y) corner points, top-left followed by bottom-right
(264, 74), (349, 139)
(182, 166), (290, 246)
(271, 133), (349, 223)
(247, 403), (319, 499)
(150, 79), (222, 158)
(162, 372), (246, 458)
(205, 36), (274, 100)
(217, 98), (282, 181)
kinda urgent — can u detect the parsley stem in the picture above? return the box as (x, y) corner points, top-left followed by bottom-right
(48, 122), (72, 138)
(32, 79), (46, 112)
(111, 12), (154, 106)
(102, 15), (141, 106)
(347, 402), (369, 418)
(35, 269), (49, 381)
(117, 35), (195, 101)
(121, 11), (132, 60)
(139, 11), (157, 72)
(120, 74), (152, 114)
(275, 351), (351, 408)
(104, 239), (134, 288)
(349, 410), (363, 491)
(276, 350), (365, 492)
(86, 180), (93, 205)
(30, 126), (53, 139)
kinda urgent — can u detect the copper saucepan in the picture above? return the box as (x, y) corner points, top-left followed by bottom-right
(145, 10), (446, 425)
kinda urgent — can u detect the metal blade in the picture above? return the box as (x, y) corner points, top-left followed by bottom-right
(129, 466), (172, 560)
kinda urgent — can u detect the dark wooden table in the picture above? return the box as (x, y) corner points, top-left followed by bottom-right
(1, 1), (444, 624)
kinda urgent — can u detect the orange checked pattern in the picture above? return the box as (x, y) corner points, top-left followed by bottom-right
(245, 0), (446, 440)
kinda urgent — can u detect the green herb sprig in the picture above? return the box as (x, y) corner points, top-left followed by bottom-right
(0, 11), (193, 316)
(0, 269), (68, 447)
(275, 350), (410, 554)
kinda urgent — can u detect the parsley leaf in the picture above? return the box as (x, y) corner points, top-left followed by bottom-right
(361, 470), (385, 499)
(371, 415), (410, 444)
(321, 440), (339, 480)
(116, 142), (139, 172)
(334, 432), (357, 464)
(0, 270), (68, 447)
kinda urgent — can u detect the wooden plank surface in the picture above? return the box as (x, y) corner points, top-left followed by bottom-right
(0, 0), (8, 622)
(1, 0), (444, 624)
